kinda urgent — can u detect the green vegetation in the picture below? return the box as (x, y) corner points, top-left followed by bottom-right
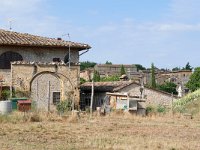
(80, 61), (96, 71)
(120, 65), (126, 75)
(1, 89), (10, 100)
(182, 62), (193, 71)
(156, 105), (167, 113)
(172, 67), (181, 71)
(146, 105), (167, 115)
(100, 75), (120, 82)
(150, 63), (156, 88)
(80, 78), (86, 84)
(173, 89), (200, 114)
(105, 61), (112, 65)
(135, 64), (146, 71)
(56, 100), (72, 115)
(186, 67), (200, 92)
(157, 82), (178, 95)
(93, 70), (101, 82)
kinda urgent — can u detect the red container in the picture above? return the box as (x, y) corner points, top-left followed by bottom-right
(17, 100), (31, 112)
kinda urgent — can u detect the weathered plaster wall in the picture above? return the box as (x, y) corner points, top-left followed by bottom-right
(0, 45), (79, 87)
(0, 46), (79, 63)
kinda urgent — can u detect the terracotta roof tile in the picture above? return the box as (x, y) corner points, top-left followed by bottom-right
(0, 29), (91, 50)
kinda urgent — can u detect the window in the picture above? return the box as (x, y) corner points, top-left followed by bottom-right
(53, 92), (60, 105)
(64, 54), (69, 63)
(0, 51), (23, 69)
(53, 58), (61, 62)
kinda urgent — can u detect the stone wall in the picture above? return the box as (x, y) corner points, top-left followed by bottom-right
(118, 84), (174, 106)
(11, 63), (80, 110)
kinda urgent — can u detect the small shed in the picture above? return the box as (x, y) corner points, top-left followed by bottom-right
(17, 100), (31, 112)
(106, 92), (146, 116)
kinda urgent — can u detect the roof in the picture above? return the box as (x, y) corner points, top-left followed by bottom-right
(81, 81), (133, 92)
(81, 81), (177, 98)
(17, 100), (31, 104)
(95, 64), (136, 68)
(0, 29), (91, 50)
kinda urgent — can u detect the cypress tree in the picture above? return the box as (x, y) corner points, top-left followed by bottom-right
(120, 65), (126, 75)
(150, 63), (156, 88)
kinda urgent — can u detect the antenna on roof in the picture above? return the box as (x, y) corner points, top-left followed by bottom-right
(67, 33), (71, 69)
(8, 19), (13, 31)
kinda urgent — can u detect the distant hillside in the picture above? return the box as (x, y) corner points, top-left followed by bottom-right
(173, 89), (200, 115)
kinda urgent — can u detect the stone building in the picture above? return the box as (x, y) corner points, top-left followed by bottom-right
(80, 81), (175, 110)
(94, 64), (137, 78)
(0, 29), (91, 110)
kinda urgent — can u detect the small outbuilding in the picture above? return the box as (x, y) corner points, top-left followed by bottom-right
(80, 81), (176, 111)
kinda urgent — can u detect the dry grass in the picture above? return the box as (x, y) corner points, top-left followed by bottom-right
(0, 111), (200, 150)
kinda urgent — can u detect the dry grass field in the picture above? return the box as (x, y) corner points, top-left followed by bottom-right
(0, 112), (200, 150)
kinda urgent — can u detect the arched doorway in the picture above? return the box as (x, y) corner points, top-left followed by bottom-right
(31, 72), (61, 111)
(0, 51), (23, 69)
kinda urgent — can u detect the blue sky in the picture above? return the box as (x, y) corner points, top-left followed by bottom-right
(0, 0), (200, 69)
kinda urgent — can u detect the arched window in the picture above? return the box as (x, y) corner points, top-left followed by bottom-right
(64, 53), (69, 64)
(0, 51), (23, 69)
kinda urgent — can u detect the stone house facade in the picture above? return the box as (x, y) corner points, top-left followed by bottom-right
(0, 29), (91, 110)
(94, 64), (137, 78)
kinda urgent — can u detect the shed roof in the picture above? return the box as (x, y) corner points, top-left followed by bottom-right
(0, 29), (91, 50)
(81, 81), (133, 92)
(81, 81), (177, 98)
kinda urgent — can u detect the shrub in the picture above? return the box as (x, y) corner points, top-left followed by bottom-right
(157, 105), (166, 113)
(56, 100), (72, 115)
(1, 90), (10, 100)
(146, 105), (156, 114)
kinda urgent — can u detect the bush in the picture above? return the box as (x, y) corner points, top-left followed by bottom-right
(157, 105), (166, 113)
(56, 100), (72, 115)
(1, 90), (10, 100)
(146, 105), (156, 115)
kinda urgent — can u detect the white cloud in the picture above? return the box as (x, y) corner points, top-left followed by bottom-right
(0, 0), (45, 14)
(157, 23), (200, 32)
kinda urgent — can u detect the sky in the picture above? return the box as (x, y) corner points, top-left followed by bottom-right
(0, 0), (200, 69)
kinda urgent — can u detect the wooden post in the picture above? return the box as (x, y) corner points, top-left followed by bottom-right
(171, 92), (174, 117)
(48, 81), (50, 112)
(90, 80), (94, 117)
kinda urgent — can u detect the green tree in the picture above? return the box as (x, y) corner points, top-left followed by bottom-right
(80, 78), (86, 84)
(120, 65), (126, 75)
(157, 82), (178, 95)
(105, 61), (112, 65)
(186, 67), (200, 92)
(80, 61), (96, 71)
(172, 67), (181, 71)
(93, 70), (100, 82)
(135, 64), (146, 71)
(150, 63), (156, 88)
(183, 62), (193, 71)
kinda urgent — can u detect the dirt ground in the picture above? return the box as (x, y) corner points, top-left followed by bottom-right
(0, 112), (200, 150)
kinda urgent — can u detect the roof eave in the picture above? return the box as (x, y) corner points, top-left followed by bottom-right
(0, 43), (91, 51)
